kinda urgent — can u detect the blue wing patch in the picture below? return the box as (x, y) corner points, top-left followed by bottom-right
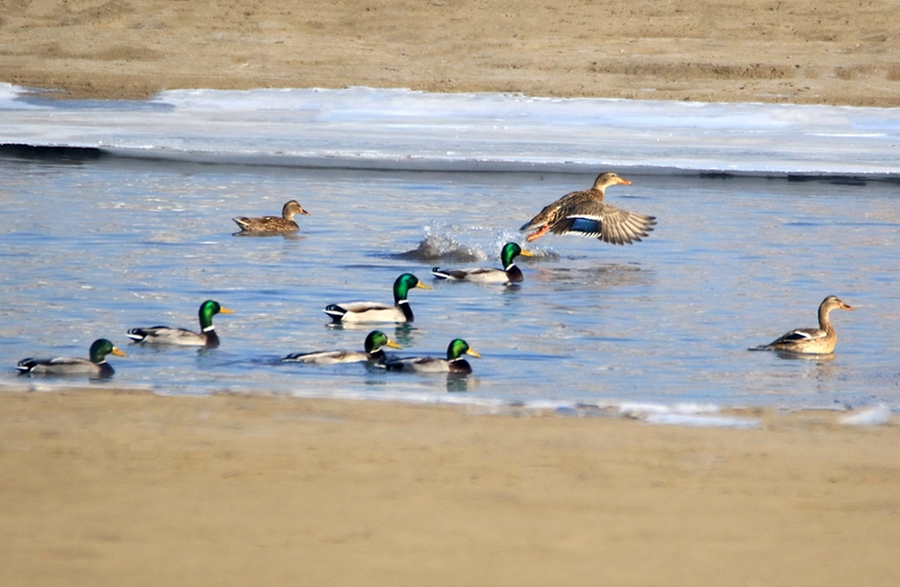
(569, 218), (600, 232)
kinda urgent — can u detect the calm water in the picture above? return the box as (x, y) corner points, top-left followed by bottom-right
(1, 154), (899, 410)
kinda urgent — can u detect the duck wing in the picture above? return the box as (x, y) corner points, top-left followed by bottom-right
(769, 327), (827, 345)
(233, 215), (297, 233)
(431, 267), (509, 283)
(384, 356), (450, 373)
(748, 327), (827, 351)
(549, 200), (656, 245)
(520, 190), (583, 231)
(127, 326), (208, 346)
(282, 349), (367, 364)
(324, 302), (407, 323)
(17, 356), (107, 375)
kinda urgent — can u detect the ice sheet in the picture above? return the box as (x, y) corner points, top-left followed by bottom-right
(3, 84), (900, 175)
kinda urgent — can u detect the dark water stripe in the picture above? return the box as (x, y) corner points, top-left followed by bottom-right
(4, 142), (900, 186)
(0, 143), (110, 162)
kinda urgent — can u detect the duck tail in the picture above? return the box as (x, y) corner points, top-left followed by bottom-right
(323, 305), (347, 322)
(126, 328), (148, 342)
(431, 267), (451, 280)
(16, 358), (37, 373)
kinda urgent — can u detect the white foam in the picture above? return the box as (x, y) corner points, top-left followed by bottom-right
(644, 414), (761, 429)
(619, 402), (720, 415)
(840, 405), (892, 427)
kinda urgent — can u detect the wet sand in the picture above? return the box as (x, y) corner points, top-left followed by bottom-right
(2, 390), (899, 586)
(3, 1), (900, 585)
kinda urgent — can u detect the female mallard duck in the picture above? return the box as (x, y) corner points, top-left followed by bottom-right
(282, 330), (401, 365)
(232, 200), (310, 234)
(749, 295), (854, 354)
(17, 338), (126, 378)
(384, 338), (480, 374)
(432, 242), (534, 284)
(520, 172), (656, 244)
(127, 300), (233, 348)
(324, 273), (430, 324)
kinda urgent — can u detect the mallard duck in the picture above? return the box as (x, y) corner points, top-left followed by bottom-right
(383, 338), (480, 374)
(749, 295), (854, 354)
(324, 273), (430, 323)
(520, 172), (656, 244)
(16, 338), (126, 378)
(432, 242), (534, 284)
(126, 300), (233, 348)
(282, 330), (401, 364)
(232, 200), (309, 234)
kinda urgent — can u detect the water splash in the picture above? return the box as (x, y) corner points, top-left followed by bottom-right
(392, 223), (559, 263)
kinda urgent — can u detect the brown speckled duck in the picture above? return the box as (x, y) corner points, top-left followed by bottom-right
(520, 172), (656, 245)
(232, 200), (309, 234)
(749, 295), (854, 354)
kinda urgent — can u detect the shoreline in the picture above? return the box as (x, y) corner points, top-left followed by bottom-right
(0, 377), (875, 427)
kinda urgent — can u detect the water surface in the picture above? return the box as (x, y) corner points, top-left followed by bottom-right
(2, 153), (898, 410)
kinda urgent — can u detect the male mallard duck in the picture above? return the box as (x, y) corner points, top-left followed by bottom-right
(126, 300), (233, 348)
(16, 338), (126, 378)
(232, 200), (309, 234)
(383, 338), (480, 374)
(520, 172), (656, 244)
(282, 330), (401, 365)
(432, 242), (534, 284)
(324, 273), (430, 323)
(749, 295), (854, 354)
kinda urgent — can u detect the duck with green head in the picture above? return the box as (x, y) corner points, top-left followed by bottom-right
(432, 242), (534, 284)
(17, 338), (127, 378)
(127, 300), (233, 348)
(282, 330), (401, 365)
(383, 338), (480, 374)
(324, 273), (430, 324)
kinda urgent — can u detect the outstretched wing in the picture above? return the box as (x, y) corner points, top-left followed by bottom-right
(549, 203), (656, 245)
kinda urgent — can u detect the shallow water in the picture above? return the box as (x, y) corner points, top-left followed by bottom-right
(2, 153), (898, 410)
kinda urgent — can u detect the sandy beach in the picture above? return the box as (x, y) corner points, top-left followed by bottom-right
(2, 391), (899, 586)
(3, 1), (900, 585)
(2, 0), (900, 106)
